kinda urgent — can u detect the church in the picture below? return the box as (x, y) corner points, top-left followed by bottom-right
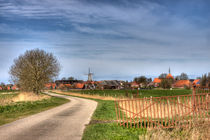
(153, 68), (174, 87)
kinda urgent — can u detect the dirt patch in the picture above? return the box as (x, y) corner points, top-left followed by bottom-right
(89, 120), (116, 125)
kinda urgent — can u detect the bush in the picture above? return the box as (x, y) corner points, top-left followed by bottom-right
(160, 79), (172, 89)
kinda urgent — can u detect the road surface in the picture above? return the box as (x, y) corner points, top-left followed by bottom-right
(0, 92), (97, 140)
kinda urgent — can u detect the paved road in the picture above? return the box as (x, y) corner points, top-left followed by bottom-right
(0, 92), (97, 140)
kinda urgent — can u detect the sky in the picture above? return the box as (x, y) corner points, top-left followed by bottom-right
(0, 0), (210, 83)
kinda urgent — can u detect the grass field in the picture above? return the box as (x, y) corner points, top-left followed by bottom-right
(66, 89), (192, 98)
(0, 93), (69, 126)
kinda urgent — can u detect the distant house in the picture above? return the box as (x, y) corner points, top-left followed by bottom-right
(173, 80), (191, 88)
(193, 79), (200, 86)
(58, 83), (65, 89)
(74, 83), (85, 89)
(0, 86), (2, 90)
(12, 85), (19, 90)
(7, 84), (13, 90)
(64, 84), (71, 88)
(45, 83), (57, 90)
(98, 80), (122, 89)
(153, 78), (161, 87)
(130, 82), (139, 89)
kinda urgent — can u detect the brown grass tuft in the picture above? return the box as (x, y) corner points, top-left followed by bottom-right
(12, 92), (50, 102)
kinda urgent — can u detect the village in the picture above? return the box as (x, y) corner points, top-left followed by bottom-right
(1, 68), (207, 92)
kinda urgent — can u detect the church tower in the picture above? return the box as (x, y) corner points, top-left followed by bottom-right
(169, 67), (171, 74)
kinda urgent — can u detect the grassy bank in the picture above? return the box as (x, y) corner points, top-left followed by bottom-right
(66, 89), (192, 98)
(0, 94), (69, 126)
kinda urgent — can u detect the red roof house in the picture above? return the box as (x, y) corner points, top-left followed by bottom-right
(173, 80), (191, 88)
(45, 83), (57, 89)
(153, 78), (161, 83)
(193, 79), (200, 85)
(75, 83), (84, 89)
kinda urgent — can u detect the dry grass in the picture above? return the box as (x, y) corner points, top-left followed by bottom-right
(141, 120), (210, 140)
(12, 92), (50, 102)
(53, 90), (119, 100)
(0, 92), (50, 105)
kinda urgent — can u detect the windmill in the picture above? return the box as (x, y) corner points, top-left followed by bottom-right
(85, 68), (94, 81)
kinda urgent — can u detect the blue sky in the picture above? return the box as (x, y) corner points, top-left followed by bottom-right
(0, 0), (210, 83)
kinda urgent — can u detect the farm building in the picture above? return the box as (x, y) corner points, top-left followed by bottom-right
(0, 86), (2, 90)
(173, 80), (191, 88)
(98, 80), (123, 89)
(74, 83), (85, 89)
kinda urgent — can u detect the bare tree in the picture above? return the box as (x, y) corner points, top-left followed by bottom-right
(160, 79), (172, 89)
(159, 73), (167, 79)
(201, 74), (208, 87)
(9, 49), (60, 94)
(180, 73), (189, 80)
(134, 76), (147, 84)
(68, 77), (74, 80)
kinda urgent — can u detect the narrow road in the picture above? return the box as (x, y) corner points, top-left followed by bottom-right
(0, 92), (97, 140)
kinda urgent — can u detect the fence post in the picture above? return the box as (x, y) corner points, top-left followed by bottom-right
(192, 85), (196, 113)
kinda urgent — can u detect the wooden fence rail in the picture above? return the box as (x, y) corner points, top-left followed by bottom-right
(115, 87), (210, 128)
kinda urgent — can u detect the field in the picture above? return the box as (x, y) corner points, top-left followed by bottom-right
(0, 91), (69, 125)
(66, 89), (192, 98)
(54, 90), (209, 140)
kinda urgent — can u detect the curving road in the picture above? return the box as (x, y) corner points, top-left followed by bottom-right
(0, 92), (97, 140)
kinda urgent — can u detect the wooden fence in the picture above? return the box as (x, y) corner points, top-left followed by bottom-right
(115, 87), (210, 128)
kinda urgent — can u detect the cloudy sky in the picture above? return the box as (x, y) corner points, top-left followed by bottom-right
(0, 0), (210, 83)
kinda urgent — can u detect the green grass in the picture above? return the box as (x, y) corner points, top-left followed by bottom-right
(82, 123), (146, 140)
(91, 100), (116, 120)
(0, 96), (69, 126)
(0, 90), (18, 93)
(67, 89), (192, 98)
(82, 98), (147, 140)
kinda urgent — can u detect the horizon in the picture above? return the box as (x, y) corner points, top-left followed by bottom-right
(0, 0), (210, 84)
